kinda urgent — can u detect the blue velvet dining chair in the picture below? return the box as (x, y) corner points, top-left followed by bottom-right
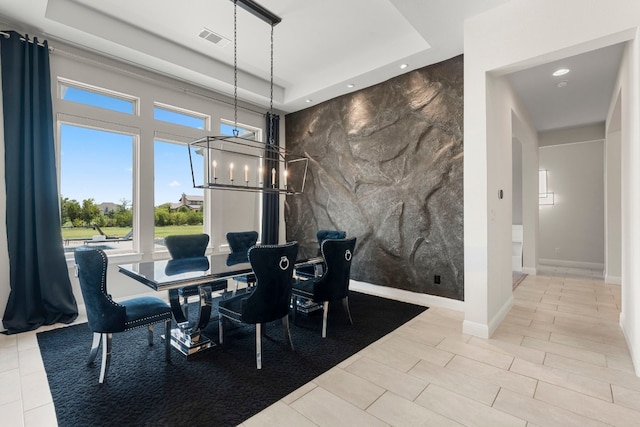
(74, 247), (172, 383)
(218, 241), (298, 369)
(296, 229), (346, 279)
(225, 231), (259, 292)
(292, 237), (356, 338)
(165, 234), (227, 316)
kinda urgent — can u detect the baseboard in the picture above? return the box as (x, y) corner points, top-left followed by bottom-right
(619, 311), (640, 377)
(539, 258), (604, 271)
(605, 274), (622, 285)
(489, 295), (513, 336)
(349, 280), (464, 311)
(462, 294), (513, 339)
(522, 267), (537, 275)
(462, 319), (489, 337)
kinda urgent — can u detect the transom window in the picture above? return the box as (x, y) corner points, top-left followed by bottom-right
(58, 78), (137, 115)
(154, 102), (209, 130)
(220, 120), (261, 141)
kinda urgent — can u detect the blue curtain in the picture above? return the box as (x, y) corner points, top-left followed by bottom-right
(1, 31), (78, 334)
(261, 112), (280, 244)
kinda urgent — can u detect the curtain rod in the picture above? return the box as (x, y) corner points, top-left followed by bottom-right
(0, 30), (54, 51)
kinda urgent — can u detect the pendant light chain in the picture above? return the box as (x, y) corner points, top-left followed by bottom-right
(268, 22), (275, 144)
(233, 0), (239, 137)
(270, 23), (274, 113)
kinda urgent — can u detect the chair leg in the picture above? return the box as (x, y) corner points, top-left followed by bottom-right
(291, 296), (298, 325)
(99, 333), (112, 384)
(255, 323), (262, 369)
(322, 301), (329, 338)
(164, 319), (172, 361)
(343, 296), (354, 325)
(147, 324), (154, 346)
(88, 332), (101, 365)
(218, 316), (225, 345)
(282, 315), (294, 351)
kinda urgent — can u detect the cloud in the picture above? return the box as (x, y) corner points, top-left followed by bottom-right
(169, 180), (181, 188)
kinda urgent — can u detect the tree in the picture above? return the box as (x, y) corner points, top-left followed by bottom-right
(81, 199), (100, 226)
(155, 209), (171, 226)
(114, 209), (133, 227)
(186, 209), (203, 225)
(173, 211), (188, 226)
(61, 197), (82, 225)
(118, 198), (131, 212)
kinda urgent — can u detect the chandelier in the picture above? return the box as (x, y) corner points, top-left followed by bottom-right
(189, 0), (307, 195)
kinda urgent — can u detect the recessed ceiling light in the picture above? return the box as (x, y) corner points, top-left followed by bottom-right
(557, 80), (568, 88)
(305, 99), (312, 103)
(347, 84), (354, 88)
(400, 63), (408, 69)
(553, 68), (570, 77)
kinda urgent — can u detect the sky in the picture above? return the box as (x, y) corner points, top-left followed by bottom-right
(59, 87), (213, 207)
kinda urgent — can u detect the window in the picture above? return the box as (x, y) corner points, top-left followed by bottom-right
(59, 79), (137, 115)
(220, 121), (260, 140)
(53, 52), (269, 259)
(154, 103), (208, 130)
(59, 124), (134, 254)
(216, 120), (263, 246)
(154, 139), (205, 244)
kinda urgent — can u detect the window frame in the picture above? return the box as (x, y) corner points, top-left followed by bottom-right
(56, 113), (140, 262)
(58, 77), (140, 116)
(154, 101), (211, 131)
(50, 52), (270, 265)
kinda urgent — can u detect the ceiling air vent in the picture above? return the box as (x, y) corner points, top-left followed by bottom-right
(198, 28), (230, 48)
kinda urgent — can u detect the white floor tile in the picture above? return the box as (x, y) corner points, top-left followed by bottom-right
(14, 272), (640, 427)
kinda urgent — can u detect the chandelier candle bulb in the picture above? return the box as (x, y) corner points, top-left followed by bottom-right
(271, 168), (276, 186)
(284, 169), (287, 187)
(212, 160), (217, 179)
(244, 165), (249, 182)
(229, 163), (234, 181)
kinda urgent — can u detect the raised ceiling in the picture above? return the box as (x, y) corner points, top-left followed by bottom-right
(0, 0), (510, 113)
(0, 0), (624, 131)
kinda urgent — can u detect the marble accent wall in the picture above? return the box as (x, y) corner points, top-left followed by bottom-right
(285, 55), (464, 300)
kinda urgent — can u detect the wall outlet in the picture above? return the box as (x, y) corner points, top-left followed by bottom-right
(434, 275), (441, 284)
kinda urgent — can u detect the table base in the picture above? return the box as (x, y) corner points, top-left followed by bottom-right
(169, 328), (216, 356)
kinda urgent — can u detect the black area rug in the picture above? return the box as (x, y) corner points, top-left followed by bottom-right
(37, 292), (426, 427)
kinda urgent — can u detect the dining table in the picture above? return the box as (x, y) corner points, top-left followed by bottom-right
(118, 252), (323, 357)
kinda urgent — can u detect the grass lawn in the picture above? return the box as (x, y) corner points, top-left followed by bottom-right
(61, 225), (203, 239)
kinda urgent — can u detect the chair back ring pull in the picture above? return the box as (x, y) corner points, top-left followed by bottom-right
(345, 250), (352, 262)
(279, 256), (290, 270)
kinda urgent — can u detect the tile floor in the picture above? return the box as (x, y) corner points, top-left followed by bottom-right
(2, 267), (639, 426)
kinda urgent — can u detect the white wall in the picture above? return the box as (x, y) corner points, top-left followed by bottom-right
(606, 93), (622, 283)
(463, 70), (538, 337)
(538, 140), (605, 268)
(463, 0), (640, 375)
(512, 112), (539, 275)
(512, 138), (522, 225)
(608, 39), (640, 376)
(538, 122), (605, 146)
